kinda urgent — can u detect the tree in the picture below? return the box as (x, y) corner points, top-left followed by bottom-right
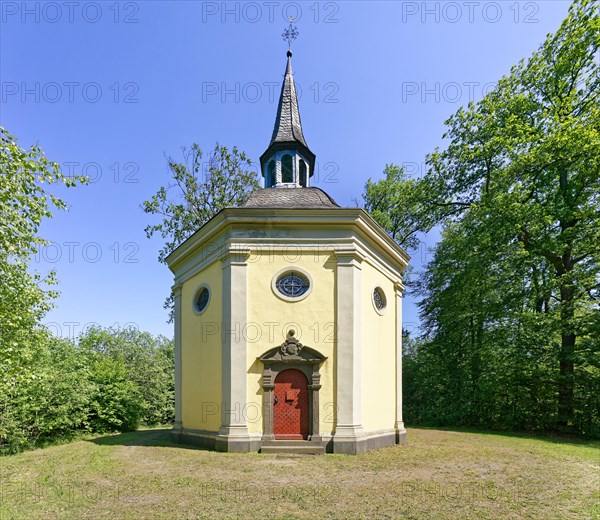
(0, 128), (181, 452)
(0, 126), (87, 452)
(362, 164), (439, 251)
(364, 0), (599, 433)
(0, 126), (86, 349)
(78, 327), (175, 429)
(143, 143), (260, 320)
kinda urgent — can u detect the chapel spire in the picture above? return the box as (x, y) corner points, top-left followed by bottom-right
(269, 50), (308, 148)
(260, 19), (316, 188)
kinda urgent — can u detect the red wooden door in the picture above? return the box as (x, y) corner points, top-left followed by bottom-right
(273, 369), (309, 440)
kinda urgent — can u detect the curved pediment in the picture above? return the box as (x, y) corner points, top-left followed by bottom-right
(259, 332), (326, 364)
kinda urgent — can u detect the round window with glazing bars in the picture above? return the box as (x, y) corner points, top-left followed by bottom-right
(193, 286), (210, 314)
(373, 287), (387, 313)
(275, 272), (310, 298)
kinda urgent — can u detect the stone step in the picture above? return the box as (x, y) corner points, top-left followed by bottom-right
(262, 440), (317, 447)
(260, 444), (326, 455)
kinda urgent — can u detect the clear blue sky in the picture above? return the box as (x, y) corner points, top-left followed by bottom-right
(1, 1), (572, 339)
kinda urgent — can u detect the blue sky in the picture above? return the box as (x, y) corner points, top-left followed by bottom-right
(1, 1), (572, 339)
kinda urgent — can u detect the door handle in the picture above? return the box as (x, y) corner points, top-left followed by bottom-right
(274, 396), (278, 404)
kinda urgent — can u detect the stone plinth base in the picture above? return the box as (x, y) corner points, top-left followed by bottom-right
(172, 426), (404, 454)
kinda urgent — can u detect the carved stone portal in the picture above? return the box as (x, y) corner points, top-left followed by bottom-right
(259, 330), (327, 442)
(280, 329), (303, 356)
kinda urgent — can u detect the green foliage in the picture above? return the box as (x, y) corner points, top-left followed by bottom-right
(363, 165), (440, 251)
(143, 142), (260, 264)
(0, 126), (175, 454)
(0, 127), (83, 256)
(0, 335), (93, 453)
(0, 126), (89, 453)
(0, 326), (174, 455)
(366, 0), (600, 436)
(78, 327), (175, 427)
(86, 353), (143, 433)
(2, 140), (248, 452)
(0, 125), (86, 373)
(143, 142), (260, 321)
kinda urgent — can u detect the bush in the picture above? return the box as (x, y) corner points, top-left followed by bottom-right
(0, 326), (174, 455)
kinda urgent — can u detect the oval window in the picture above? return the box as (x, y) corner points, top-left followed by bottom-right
(373, 287), (387, 313)
(194, 286), (210, 314)
(276, 272), (310, 298)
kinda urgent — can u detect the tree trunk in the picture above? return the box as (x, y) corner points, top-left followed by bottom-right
(558, 283), (575, 429)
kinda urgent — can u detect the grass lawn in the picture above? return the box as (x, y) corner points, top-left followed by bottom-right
(1, 428), (598, 519)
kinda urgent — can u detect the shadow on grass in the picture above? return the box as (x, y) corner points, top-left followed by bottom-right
(87, 428), (200, 450)
(408, 424), (600, 449)
(88, 425), (599, 453)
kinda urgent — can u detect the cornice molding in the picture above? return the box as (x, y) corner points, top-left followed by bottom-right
(166, 208), (409, 266)
(220, 247), (251, 269)
(167, 209), (410, 287)
(394, 281), (405, 296)
(334, 248), (366, 268)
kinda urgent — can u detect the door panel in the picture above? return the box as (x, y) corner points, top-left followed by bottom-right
(273, 369), (309, 440)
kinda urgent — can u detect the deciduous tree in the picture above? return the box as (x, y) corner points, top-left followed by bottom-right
(364, 0), (599, 433)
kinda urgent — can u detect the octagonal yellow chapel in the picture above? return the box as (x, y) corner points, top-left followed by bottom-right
(166, 46), (409, 455)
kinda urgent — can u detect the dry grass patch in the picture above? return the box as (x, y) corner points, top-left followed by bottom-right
(1, 428), (598, 519)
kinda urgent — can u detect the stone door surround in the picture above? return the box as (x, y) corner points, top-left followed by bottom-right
(259, 330), (327, 442)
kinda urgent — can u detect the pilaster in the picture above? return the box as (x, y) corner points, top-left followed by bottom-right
(333, 250), (366, 454)
(395, 281), (406, 443)
(172, 283), (183, 434)
(215, 248), (258, 452)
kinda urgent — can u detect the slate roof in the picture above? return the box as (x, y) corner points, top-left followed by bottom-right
(270, 52), (308, 147)
(242, 188), (339, 209)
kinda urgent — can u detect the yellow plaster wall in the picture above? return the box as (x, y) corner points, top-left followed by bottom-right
(246, 249), (337, 435)
(181, 260), (222, 431)
(360, 260), (397, 432)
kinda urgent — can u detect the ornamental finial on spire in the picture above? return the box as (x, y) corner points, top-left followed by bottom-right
(260, 17), (315, 188)
(282, 16), (299, 54)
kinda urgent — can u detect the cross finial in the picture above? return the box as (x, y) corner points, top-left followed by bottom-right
(282, 17), (299, 52)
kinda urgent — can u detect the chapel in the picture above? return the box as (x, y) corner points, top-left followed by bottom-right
(166, 41), (409, 454)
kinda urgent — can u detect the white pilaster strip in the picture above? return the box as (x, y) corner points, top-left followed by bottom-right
(173, 283), (183, 431)
(395, 282), (405, 433)
(218, 248), (250, 438)
(334, 251), (364, 439)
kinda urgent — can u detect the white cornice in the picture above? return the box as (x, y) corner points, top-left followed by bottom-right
(168, 208), (408, 263)
(166, 208), (410, 286)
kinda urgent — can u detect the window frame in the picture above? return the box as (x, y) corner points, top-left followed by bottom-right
(281, 154), (294, 183)
(271, 267), (314, 302)
(192, 283), (211, 315)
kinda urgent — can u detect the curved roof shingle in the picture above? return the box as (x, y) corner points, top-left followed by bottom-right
(270, 53), (308, 147)
(242, 188), (339, 209)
